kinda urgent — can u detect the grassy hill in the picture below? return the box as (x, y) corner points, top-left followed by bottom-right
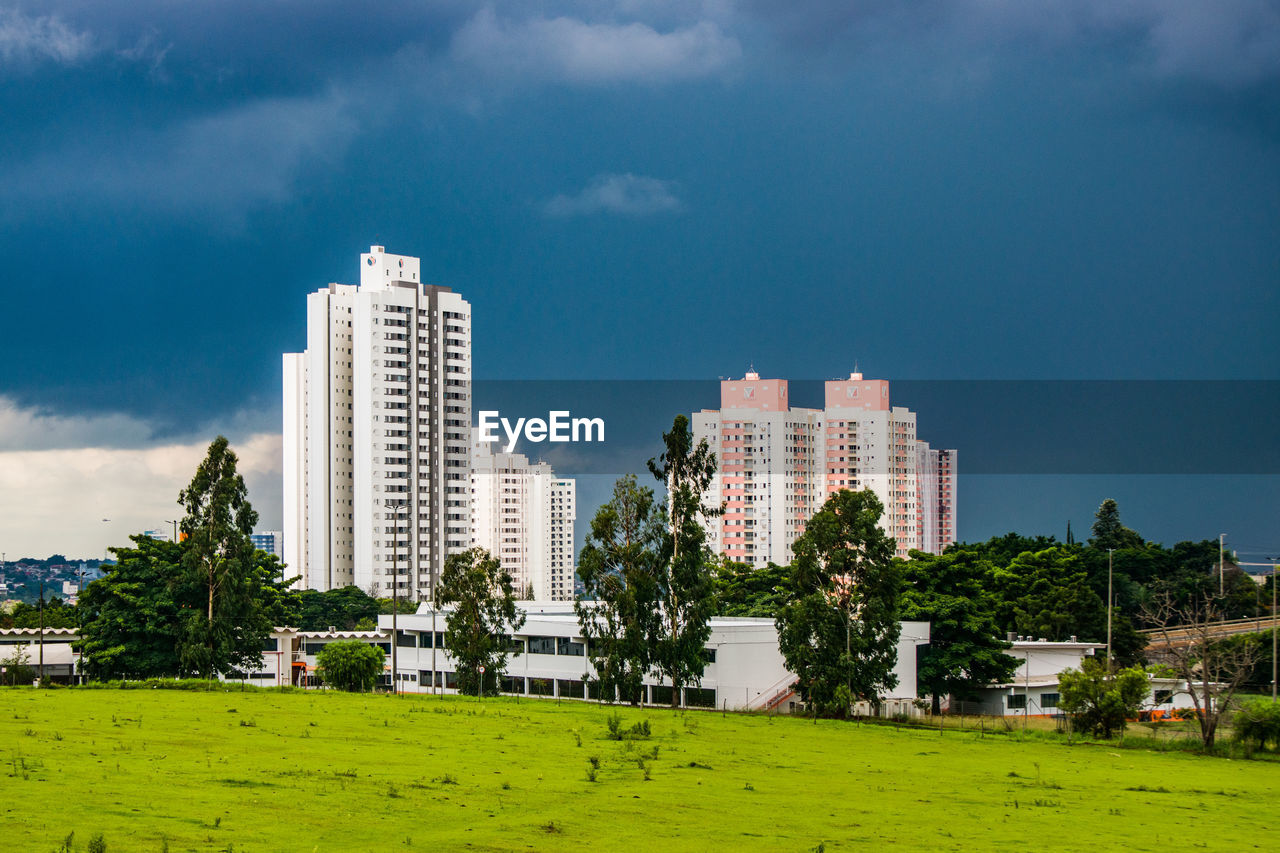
(2, 687), (1277, 852)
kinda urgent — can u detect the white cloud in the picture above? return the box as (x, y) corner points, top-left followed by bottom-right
(0, 7), (93, 68)
(450, 7), (741, 84)
(544, 172), (683, 216)
(0, 398), (282, 558)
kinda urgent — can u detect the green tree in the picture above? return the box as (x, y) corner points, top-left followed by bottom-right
(901, 550), (1019, 714)
(776, 489), (902, 717)
(713, 557), (791, 618)
(1, 642), (35, 685)
(79, 533), (288, 681)
(296, 586), (381, 631)
(1233, 698), (1280, 752)
(315, 640), (385, 692)
(438, 548), (526, 696)
(1058, 657), (1149, 738)
(647, 415), (720, 707)
(1089, 499), (1143, 551)
(575, 474), (661, 705)
(176, 436), (271, 678)
(5, 597), (79, 629)
(79, 535), (185, 679)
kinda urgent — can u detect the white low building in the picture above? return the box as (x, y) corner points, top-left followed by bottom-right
(969, 638), (1212, 718)
(5, 610), (932, 715)
(370, 604), (930, 714)
(0, 628), (79, 683)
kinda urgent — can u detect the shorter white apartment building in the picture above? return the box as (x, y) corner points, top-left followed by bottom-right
(470, 443), (576, 602)
(967, 638), (1210, 718)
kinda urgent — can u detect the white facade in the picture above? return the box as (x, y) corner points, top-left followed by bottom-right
(471, 443), (577, 602)
(368, 605), (928, 714)
(284, 246), (472, 600)
(915, 442), (958, 555)
(968, 639), (1213, 718)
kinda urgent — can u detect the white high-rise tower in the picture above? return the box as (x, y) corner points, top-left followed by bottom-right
(283, 246), (472, 600)
(471, 442), (577, 602)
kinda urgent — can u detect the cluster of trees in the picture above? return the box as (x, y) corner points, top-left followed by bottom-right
(37, 433), (412, 684)
(713, 497), (1268, 721)
(0, 596), (79, 630)
(34, 426), (1266, 733)
(570, 417), (910, 717)
(574, 416), (721, 707)
(77, 438), (289, 680)
(437, 415), (911, 715)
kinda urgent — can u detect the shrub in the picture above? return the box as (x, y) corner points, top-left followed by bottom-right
(315, 641), (385, 692)
(605, 712), (651, 740)
(1233, 699), (1280, 751)
(1058, 659), (1148, 739)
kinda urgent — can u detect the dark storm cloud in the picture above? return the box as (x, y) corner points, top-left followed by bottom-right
(739, 0), (1280, 89)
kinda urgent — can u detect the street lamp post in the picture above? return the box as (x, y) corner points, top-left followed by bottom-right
(389, 503), (406, 696)
(1106, 548), (1114, 677)
(1270, 558), (1278, 702)
(1219, 534), (1226, 597)
(38, 579), (45, 687)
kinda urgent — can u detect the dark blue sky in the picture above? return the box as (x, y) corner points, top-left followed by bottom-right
(1, 2), (1277, 559)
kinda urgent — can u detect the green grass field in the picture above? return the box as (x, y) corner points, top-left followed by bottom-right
(3, 688), (1277, 852)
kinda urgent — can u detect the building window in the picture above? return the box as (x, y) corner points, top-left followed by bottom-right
(558, 679), (586, 699)
(556, 637), (585, 657)
(1041, 692), (1059, 709)
(1007, 694), (1027, 710)
(527, 635), (556, 655)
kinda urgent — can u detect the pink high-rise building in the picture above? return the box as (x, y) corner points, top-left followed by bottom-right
(694, 371), (956, 563)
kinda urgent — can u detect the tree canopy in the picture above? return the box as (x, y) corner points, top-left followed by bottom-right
(80, 437), (288, 681)
(776, 489), (902, 717)
(438, 548), (525, 696)
(1089, 499), (1144, 551)
(1058, 658), (1149, 739)
(647, 414), (720, 707)
(176, 436), (270, 678)
(575, 474), (662, 705)
(900, 550), (1019, 713)
(316, 640), (385, 692)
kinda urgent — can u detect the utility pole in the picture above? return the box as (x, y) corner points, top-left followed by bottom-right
(388, 503), (403, 696)
(1219, 534), (1226, 597)
(431, 558), (438, 696)
(1106, 548), (1114, 677)
(38, 579), (45, 687)
(1272, 558), (1278, 702)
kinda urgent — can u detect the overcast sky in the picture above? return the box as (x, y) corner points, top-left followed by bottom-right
(1, 2), (1277, 561)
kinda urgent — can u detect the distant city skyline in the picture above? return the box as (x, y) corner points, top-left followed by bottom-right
(0, 3), (1276, 559)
